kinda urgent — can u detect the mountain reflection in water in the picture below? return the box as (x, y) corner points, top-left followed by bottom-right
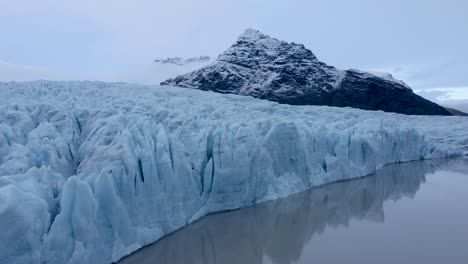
(119, 158), (468, 264)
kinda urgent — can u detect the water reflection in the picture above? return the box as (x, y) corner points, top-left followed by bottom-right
(119, 158), (468, 264)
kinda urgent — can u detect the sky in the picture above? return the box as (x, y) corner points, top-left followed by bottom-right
(0, 0), (467, 106)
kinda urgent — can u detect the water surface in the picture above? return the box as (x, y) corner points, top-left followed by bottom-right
(119, 158), (468, 264)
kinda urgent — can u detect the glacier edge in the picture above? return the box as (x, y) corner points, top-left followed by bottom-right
(0, 81), (467, 264)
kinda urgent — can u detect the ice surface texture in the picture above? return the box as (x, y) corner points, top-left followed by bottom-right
(0, 81), (466, 264)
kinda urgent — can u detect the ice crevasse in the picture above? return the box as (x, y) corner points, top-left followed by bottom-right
(0, 81), (467, 264)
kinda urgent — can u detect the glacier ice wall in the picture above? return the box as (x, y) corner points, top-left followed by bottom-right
(120, 158), (459, 264)
(0, 81), (467, 264)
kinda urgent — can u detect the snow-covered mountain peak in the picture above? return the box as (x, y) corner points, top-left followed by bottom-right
(366, 70), (411, 89)
(237, 28), (269, 41)
(229, 28), (317, 62)
(161, 29), (450, 115)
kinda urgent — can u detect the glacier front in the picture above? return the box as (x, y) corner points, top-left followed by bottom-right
(0, 81), (467, 264)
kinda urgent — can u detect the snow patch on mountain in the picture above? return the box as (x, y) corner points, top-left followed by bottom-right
(0, 81), (466, 264)
(364, 70), (411, 89)
(154, 56), (211, 66)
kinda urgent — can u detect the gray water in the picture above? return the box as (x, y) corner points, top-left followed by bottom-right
(119, 158), (468, 264)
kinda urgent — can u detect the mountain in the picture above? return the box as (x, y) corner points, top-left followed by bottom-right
(154, 56), (210, 66)
(443, 103), (468, 114)
(445, 107), (468, 116)
(161, 29), (450, 116)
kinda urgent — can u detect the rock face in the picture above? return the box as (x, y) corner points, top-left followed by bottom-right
(161, 29), (450, 116)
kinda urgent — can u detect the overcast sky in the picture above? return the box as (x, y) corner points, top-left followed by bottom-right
(1, 0), (467, 104)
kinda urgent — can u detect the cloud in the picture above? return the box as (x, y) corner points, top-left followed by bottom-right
(0, 57), (211, 85)
(415, 89), (451, 102)
(413, 87), (468, 113)
(414, 87), (468, 106)
(366, 56), (468, 90)
(121, 59), (213, 85)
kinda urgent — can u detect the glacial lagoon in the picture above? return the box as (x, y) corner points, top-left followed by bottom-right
(119, 157), (468, 264)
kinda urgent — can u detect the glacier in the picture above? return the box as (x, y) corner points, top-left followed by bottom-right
(0, 81), (467, 264)
(119, 158), (466, 264)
